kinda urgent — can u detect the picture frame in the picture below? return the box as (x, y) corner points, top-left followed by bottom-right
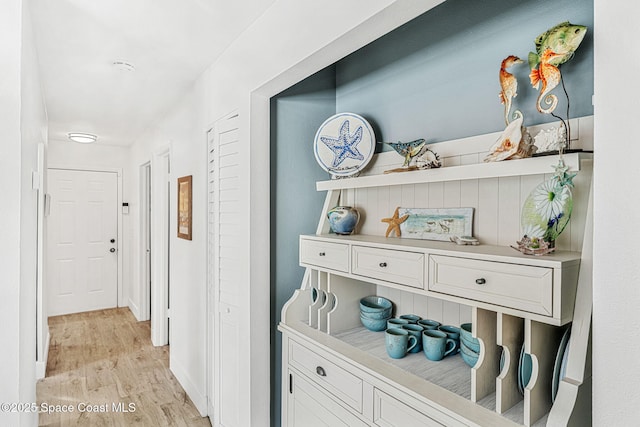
(398, 207), (474, 241)
(177, 175), (192, 240)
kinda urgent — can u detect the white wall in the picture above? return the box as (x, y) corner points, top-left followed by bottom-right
(0, 0), (48, 425)
(0, 1), (26, 425)
(593, 0), (640, 424)
(47, 139), (132, 310)
(128, 88), (208, 412)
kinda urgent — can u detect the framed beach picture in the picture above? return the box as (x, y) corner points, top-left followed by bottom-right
(177, 175), (192, 240)
(398, 207), (473, 241)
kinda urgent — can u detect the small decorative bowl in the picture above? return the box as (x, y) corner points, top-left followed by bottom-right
(360, 314), (387, 332)
(360, 308), (392, 320)
(460, 323), (480, 353)
(359, 296), (393, 313)
(460, 343), (479, 368)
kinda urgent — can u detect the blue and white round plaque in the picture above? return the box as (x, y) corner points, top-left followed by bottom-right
(313, 113), (376, 177)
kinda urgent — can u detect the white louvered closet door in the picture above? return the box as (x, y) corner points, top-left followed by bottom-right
(208, 112), (241, 427)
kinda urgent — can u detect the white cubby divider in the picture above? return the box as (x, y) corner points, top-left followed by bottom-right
(496, 314), (525, 415)
(472, 308), (499, 404)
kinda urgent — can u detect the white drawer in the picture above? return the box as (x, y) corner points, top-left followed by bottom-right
(373, 388), (464, 427)
(428, 255), (553, 316)
(289, 339), (363, 413)
(300, 238), (349, 272)
(352, 246), (425, 289)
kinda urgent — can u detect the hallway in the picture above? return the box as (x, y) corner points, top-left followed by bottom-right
(37, 308), (210, 426)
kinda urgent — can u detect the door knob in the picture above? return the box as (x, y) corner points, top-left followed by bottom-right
(110, 248), (116, 253)
(110, 239), (116, 243)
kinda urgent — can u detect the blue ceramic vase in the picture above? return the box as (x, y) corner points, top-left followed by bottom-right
(327, 206), (360, 235)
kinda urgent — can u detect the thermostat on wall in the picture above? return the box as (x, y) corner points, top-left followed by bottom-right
(122, 202), (129, 214)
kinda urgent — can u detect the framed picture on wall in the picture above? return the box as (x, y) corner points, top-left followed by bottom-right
(177, 175), (192, 240)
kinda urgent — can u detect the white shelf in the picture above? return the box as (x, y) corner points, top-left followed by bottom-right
(316, 152), (592, 191)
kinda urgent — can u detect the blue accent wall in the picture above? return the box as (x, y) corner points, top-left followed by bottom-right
(270, 66), (336, 427)
(270, 0), (593, 424)
(337, 0), (594, 149)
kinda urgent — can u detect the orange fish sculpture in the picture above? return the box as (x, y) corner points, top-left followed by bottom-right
(498, 55), (523, 125)
(529, 49), (564, 114)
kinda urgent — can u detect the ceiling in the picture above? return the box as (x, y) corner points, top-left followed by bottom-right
(29, 0), (275, 147)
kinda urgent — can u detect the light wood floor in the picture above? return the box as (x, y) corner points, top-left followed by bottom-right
(37, 307), (211, 426)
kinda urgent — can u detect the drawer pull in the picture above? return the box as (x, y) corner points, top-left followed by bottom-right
(475, 278), (486, 285)
(379, 262), (388, 268)
(319, 252), (326, 256)
(316, 366), (326, 377)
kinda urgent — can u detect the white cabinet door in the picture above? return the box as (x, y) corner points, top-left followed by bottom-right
(287, 370), (368, 427)
(47, 169), (118, 316)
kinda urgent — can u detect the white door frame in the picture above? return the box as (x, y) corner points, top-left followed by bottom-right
(35, 143), (48, 379)
(150, 146), (171, 346)
(47, 164), (124, 308)
(139, 161), (152, 321)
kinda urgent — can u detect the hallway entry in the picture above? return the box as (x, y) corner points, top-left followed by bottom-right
(47, 169), (119, 316)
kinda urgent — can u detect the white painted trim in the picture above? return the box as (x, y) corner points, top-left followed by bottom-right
(171, 356), (208, 417)
(150, 146), (171, 346)
(47, 165), (124, 308)
(138, 161), (152, 322)
(128, 298), (141, 321)
(35, 329), (50, 380)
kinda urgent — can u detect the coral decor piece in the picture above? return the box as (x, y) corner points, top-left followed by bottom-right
(498, 55), (524, 125)
(381, 207), (409, 238)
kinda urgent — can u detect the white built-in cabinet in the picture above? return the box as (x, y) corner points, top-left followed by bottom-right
(279, 118), (593, 426)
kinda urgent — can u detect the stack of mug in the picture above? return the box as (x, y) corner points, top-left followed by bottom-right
(385, 315), (461, 362)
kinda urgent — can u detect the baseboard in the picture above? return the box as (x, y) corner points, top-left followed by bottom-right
(35, 329), (50, 379)
(128, 298), (141, 321)
(171, 357), (208, 417)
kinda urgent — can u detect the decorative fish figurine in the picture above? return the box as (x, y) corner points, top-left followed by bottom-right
(385, 139), (427, 167)
(530, 49), (564, 114)
(498, 55), (523, 125)
(528, 21), (587, 70)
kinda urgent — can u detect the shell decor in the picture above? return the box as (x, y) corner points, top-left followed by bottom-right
(484, 116), (536, 162)
(533, 126), (567, 153)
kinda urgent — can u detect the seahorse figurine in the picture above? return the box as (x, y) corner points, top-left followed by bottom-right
(529, 49), (564, 114)
(498, 55), (523, 125)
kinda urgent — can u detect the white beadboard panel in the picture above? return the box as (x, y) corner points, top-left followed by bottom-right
(478, 178), (499, 245)
(497, 176), (521, 247)
(428, 182), (444, 208)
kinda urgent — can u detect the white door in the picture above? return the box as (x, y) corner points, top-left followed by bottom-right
(47, 169), (118, 316)
(208, 113), (242, 425)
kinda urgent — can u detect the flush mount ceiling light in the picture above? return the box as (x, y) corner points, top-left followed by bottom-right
(68, 133), (97, 144)
(112, 60), (135, 72)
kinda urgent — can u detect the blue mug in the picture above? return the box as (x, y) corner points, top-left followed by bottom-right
(385, 328), (418, 359)
(423, 329), (456, 361)
(402, 324), (424, 353)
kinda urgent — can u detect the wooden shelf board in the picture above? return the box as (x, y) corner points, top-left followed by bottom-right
(316, 152), (592, 191)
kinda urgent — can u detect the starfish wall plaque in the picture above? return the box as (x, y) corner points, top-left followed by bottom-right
(381, 207), (409, 237)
